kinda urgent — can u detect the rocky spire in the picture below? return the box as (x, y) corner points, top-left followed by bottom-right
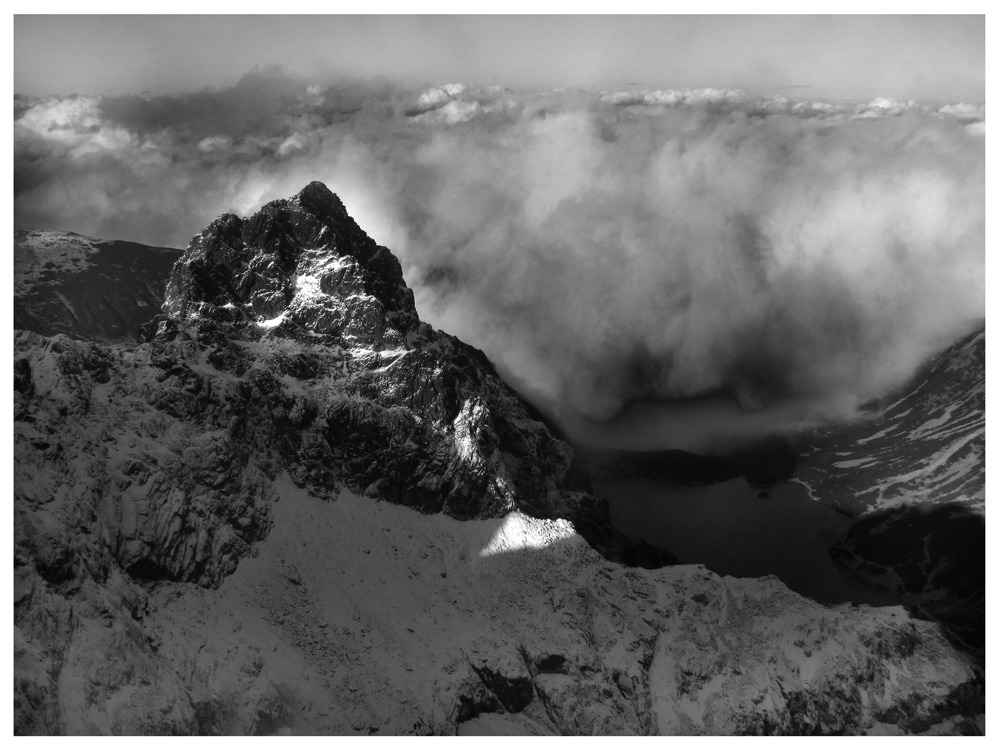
(162, 181), (420, 342)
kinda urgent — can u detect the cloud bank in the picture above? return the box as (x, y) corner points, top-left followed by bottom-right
(14, 71), (985, 451)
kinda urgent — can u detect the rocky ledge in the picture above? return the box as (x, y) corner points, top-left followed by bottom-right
(13, 183), (984, 734)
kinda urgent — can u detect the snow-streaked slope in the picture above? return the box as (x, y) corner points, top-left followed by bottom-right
(796, 327), (984, 516)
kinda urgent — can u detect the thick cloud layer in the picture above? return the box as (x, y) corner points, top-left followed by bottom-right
(14, 71), (985, 451)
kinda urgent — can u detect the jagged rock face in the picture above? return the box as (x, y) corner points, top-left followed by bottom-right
(14, 230), (182, 342)
(12, 180), (670, 592)
(14, 328), (276, 732)
(161, 181), (418, 342)
(12, 183), (983, 735)
(142, 182), (658, 561)
(14, 331), (274, 589)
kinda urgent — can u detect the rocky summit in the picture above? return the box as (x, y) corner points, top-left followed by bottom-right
(13, 183), (984, 735)
(136, 181), (663, 561)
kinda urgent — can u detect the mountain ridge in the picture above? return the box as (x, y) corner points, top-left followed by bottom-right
(12, 183), (984, 735)
(14, 229), (182, 342)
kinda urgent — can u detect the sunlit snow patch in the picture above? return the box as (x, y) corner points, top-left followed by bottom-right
(256, 313), (287, 328)
(479, 512), (576, 558)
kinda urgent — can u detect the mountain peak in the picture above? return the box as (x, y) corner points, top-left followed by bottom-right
(291, 180), (347, 217)
(160, 183), (419, 343)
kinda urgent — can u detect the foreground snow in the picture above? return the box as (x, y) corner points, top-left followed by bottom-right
(120, 476), (977, 735)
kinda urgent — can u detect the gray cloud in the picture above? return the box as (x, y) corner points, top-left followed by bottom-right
(13, 73), (985, 451)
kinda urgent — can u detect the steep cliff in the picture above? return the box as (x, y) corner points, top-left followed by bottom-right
(13, 183), (983, 734)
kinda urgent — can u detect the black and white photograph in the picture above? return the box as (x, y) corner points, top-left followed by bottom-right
(10, 8), (986, 736)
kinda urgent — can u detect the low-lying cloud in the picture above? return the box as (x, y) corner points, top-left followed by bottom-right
(14, 70), (985, 452)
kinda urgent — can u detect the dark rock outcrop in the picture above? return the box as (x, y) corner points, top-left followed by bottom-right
(830, 503), (985, 661)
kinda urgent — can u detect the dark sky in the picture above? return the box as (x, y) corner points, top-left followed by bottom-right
(13, 14), (985, 103)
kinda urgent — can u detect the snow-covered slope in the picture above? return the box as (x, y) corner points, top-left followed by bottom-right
(14, 229), (182, 342)
(13, 183), (984, 735)
(15, 466), (983, 735)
